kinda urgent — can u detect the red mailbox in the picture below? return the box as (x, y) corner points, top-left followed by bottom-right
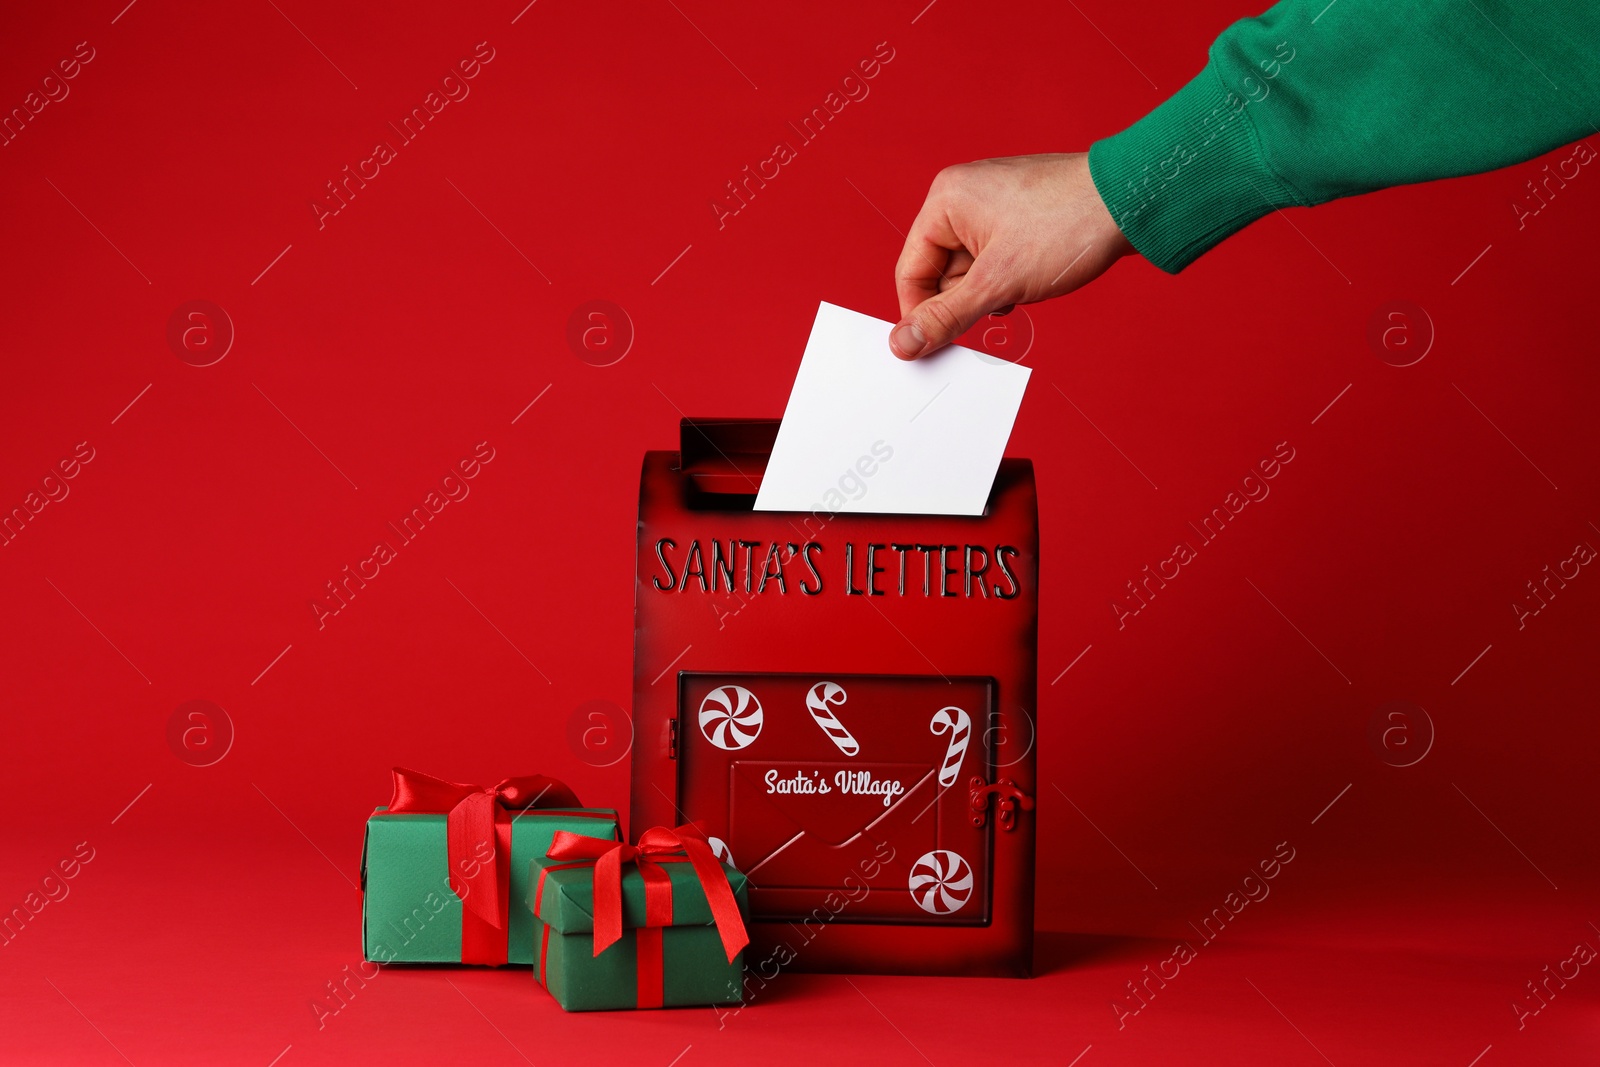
(630, 419), (1037, 977)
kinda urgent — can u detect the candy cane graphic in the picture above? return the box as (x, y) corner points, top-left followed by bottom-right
(929, 706), (971, 787)
(805, 681), (859, 757)
(698, 685), (763, 751)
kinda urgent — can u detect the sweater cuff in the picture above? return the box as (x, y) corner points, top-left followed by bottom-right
(1088, 64), (1302, 274)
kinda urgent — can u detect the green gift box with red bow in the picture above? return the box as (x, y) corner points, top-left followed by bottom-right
(361, 767), (619, 965)
(529, 825), (750, 1010)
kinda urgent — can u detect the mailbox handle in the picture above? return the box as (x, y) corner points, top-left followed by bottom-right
(969, 776), (1034, 832)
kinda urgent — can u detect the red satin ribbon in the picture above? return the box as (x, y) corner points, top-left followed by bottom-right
(385, 766), (583, 965)
(543, 823), (748, 1008)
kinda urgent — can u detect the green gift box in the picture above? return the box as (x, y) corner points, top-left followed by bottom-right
(530, 849), (749, 1010)
(360, 771), (619, 965)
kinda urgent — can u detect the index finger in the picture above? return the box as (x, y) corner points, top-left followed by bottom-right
(894, 201), (960, 320)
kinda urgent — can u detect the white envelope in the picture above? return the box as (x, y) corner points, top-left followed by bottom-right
(754, 302), (1032, 517)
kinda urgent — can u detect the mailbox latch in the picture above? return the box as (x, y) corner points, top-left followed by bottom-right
(969, 776), (1034, 832)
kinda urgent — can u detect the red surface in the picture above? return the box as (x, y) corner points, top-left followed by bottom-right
(1, 0), (1596, 1063)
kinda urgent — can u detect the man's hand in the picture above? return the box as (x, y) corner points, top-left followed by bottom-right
(890, 153), (1135, 360)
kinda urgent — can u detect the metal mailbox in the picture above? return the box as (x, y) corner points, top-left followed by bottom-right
(630, 418), (1037, 977)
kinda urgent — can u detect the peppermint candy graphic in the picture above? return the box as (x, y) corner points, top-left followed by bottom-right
(909, 849), (974, 915)
(805, 681), (859, 757)
(928, 705), (971, 788)
(698, 685), (763, 751)
(708, 836), (735, 868)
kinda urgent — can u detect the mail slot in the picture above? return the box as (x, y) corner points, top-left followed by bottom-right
(630, 418), (1037, 977)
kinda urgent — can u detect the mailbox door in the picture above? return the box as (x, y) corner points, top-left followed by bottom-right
(676, 671), (995, 925)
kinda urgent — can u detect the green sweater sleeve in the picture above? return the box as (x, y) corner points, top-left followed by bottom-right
(1088, 0), (1600, 273)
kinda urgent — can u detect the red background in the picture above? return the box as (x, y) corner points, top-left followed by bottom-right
(2, 0), (1596, 1063)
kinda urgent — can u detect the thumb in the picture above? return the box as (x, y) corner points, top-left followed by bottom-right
(888, 278), (998, 360)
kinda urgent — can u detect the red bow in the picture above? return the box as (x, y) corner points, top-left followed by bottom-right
(545, 823), (748, 964)
(386, 767), (581, 965)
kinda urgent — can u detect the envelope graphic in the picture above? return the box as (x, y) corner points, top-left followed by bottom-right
(725, 761), (942, 914)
